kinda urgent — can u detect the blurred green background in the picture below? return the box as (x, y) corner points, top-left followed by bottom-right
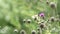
(0, 0), (60, 34)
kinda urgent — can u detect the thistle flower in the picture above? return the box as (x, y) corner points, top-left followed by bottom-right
(31, 30), (36, 34)
(38, 12), (45, 19)
(39, 12), (44, 17)
(20, 30), (26, 34)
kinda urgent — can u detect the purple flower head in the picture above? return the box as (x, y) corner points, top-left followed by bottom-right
(39, 12), (45, 17)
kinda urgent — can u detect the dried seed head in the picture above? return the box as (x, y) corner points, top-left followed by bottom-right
(41, 22), (44, 23)
(20, 30), (26, 34)
(32, 15), (38, 20)
(27, 19), (31, 23)
(46, 1), (49, 4)
(46, 0), (49, 4)
(40, 23), (45, 29)
(32, 16), (35, 19)
(37, 28), (40, 31)
(31, 30), (36, 34)
(34, 17), (37, 20)
(50, 2), (56, 9)
(55, 18), (60, 22)
(40, 24), (44, 29)
(23, 19), (26, 23)
(14, 29), (18, 32)
(32, 14), (38, 17)
(32, 16), (37, 20)
(40, 0), (42, 2)
(37, 21), (41, 24)
(50, 17), (55, 22)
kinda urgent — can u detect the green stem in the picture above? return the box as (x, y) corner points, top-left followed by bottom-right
(57, 0), (60, 18)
